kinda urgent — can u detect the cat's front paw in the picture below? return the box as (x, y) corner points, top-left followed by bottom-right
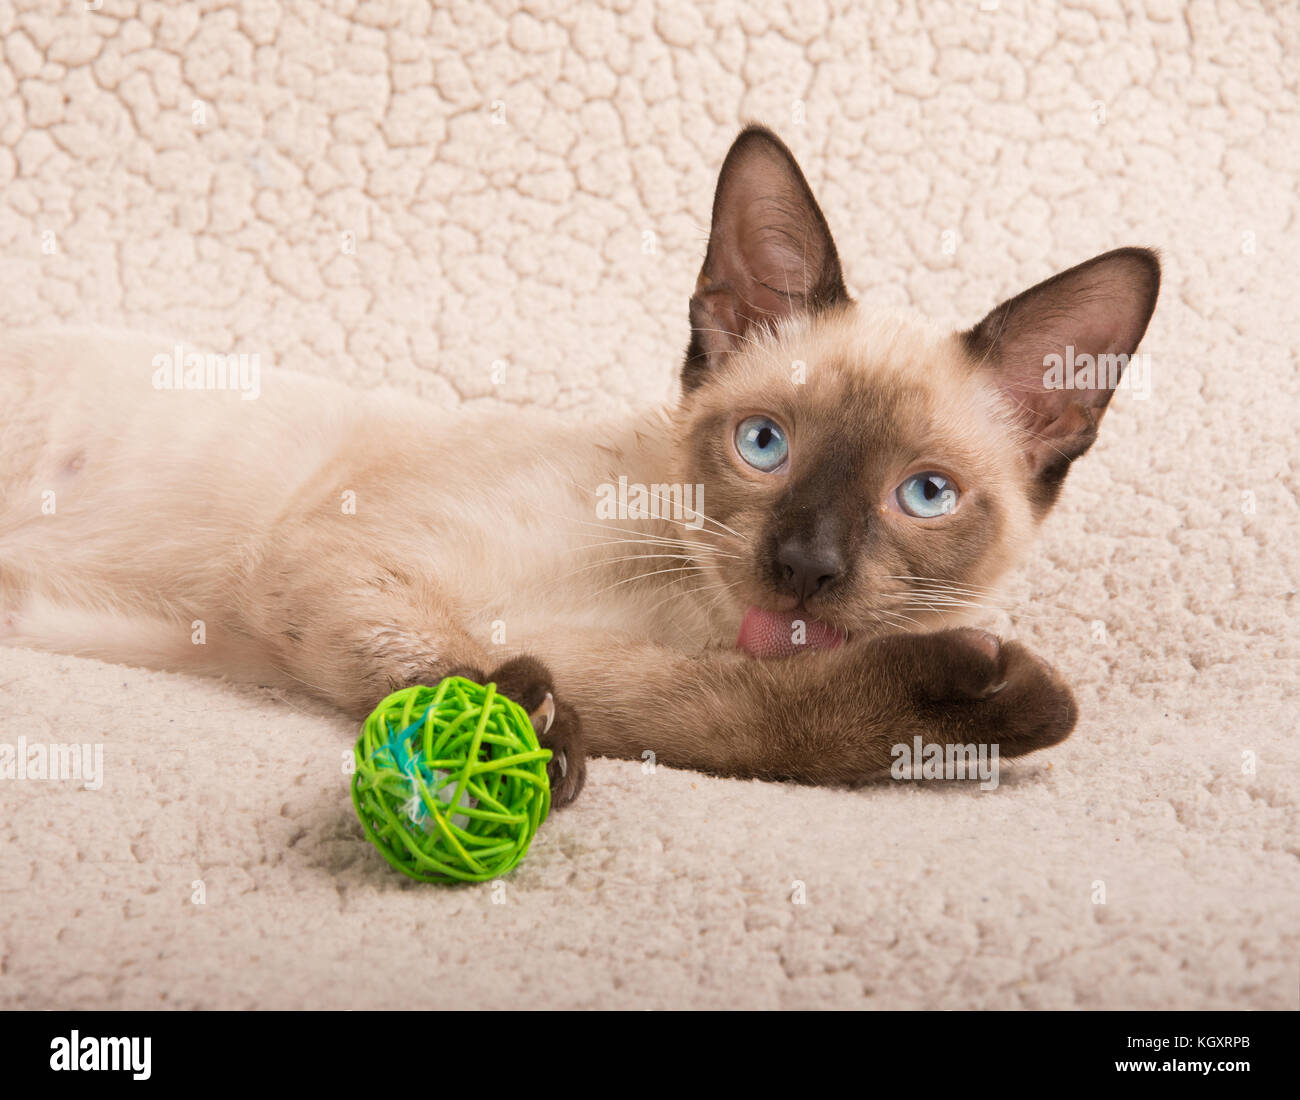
(882, 627), (1078, 755)
(487, 655), (587, 809)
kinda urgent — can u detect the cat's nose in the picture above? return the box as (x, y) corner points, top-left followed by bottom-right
(775, 538), (844, 602)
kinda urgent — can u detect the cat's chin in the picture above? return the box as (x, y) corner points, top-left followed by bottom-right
(736, 606), (848, 659)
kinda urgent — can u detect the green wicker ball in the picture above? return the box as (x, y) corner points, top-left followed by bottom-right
(351, 678), (552, 883)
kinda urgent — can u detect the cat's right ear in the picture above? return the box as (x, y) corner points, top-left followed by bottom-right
(682, 126), (850, 393)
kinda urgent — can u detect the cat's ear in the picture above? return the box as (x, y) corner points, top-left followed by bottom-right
(682, 125), (849, 392)
(963, 247), (1160, 508)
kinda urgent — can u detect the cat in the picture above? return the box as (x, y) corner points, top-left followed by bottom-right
(0, 125), (1159, 809)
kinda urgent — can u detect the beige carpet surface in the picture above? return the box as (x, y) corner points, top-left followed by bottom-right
(1, 0), (1297, 1009)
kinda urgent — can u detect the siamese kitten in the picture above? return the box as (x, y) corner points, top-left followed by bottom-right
(0, 126), (1159, 808)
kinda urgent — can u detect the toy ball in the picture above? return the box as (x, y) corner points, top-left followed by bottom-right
(351, 677), (552, 883)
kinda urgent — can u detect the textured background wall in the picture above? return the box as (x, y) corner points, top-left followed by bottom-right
(0, 0), (1297, 1009)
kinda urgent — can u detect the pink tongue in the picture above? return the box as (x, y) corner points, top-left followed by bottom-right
(737, 607), (846, 658)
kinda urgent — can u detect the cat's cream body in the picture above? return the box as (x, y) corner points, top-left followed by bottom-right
(0, 327), (713, 679)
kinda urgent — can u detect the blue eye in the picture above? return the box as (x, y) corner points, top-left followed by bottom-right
(735, 416), (789, 472)
(896, 472), (959, 518)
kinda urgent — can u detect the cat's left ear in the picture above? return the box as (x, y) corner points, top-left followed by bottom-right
(963, 247), (1160, 509)
(682, 126), (850, 392)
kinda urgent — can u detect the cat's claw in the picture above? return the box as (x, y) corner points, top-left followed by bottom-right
(531, 691), (556, 736)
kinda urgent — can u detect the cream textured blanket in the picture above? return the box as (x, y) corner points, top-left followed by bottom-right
(1, 0), (1296, 1009)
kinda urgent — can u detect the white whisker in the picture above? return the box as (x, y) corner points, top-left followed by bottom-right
(585, 564), (708, 602)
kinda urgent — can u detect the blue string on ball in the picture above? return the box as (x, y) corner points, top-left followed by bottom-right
(351, 677), (552, 883)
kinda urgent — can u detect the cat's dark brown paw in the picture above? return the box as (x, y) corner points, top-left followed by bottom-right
(928, 628), (1077, 754)
(883, 627), (1077, 756)
(487, 655), (587, 809)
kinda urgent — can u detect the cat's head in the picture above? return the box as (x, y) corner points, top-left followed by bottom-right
(673, 126), (1160, 657)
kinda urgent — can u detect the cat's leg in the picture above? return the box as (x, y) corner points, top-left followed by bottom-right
(535, 627), (1075, 785)
(242, 553), (586, 805)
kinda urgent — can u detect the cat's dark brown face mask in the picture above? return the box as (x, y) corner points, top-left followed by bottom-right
(675, 126), (1160, 657)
